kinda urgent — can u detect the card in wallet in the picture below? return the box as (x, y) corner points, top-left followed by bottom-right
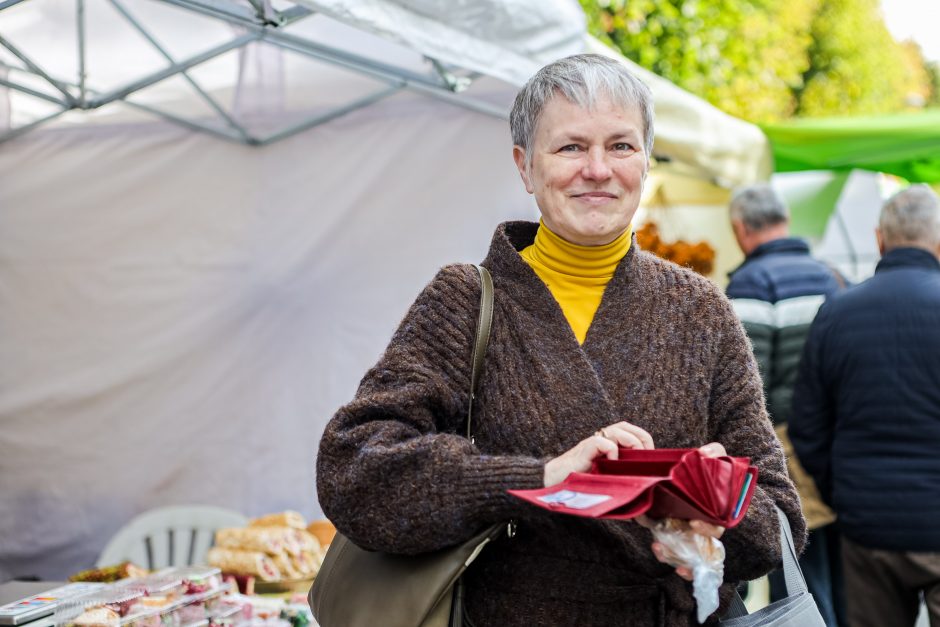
(507, 448), (758, 528)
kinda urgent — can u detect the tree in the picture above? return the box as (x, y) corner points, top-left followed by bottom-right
(581, 0), (936, 122)
(581, 0), (817, 122)
(796, 0), (915, 116)
(925, 61), (940, 108)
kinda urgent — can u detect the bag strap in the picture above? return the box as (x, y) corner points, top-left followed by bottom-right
(724, 506), (807, 618)
(466, 264), (494, 442)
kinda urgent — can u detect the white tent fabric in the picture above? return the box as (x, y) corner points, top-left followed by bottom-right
(0, 94), (537, 580)
(0, 0), (771, 580)
(297, 0), (587, 85)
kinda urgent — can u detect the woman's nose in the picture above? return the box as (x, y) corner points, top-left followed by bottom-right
(582, 147), (612, 180)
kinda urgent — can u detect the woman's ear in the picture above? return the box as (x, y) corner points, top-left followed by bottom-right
(512, 146), (534, 194)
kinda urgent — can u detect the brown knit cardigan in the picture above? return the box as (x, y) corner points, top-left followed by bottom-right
(316, 221), (805, 626)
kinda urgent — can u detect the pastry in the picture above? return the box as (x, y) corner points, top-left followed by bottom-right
(271, 552), (302, 580)
(72, 607), (120, 627)
(248, 511), (306, 530)
(214, 527), (283, 554)
(206, 547), (281, 581)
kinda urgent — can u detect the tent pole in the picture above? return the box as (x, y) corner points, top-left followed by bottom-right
(107, 0), (252, 141)
(89, 33), (258, 108)
(0, 109), (67, 144)
(155, 0), (266, 27)
(834, 209), (858, 278)
(256, 84), (401, 146)
(120, 100), (253, 144)
(0, 34), (76, 105)
(264, 34), (508, 120)
(0, 76), (69, 106)
(0, 0), (30, 11)
(77, 0), (87, 106)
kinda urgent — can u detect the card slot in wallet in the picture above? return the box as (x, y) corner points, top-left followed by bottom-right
(507, 473), (661, 519)
(593, 458), (675, 477)
(508, 448), (760, 528)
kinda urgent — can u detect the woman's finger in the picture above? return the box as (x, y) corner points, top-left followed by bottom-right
(689, 519), (725, 538)
(602, 427), (644, 450)
(611, 421), (655, 449)
(699, 442), (727, 458)
(591, 435), (619, 460)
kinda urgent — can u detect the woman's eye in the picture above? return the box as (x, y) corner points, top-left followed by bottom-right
(559, 144), (581, 152)
(612, 142), (634, 152)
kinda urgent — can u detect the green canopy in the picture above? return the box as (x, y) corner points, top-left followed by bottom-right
(761, 110), (940, 184)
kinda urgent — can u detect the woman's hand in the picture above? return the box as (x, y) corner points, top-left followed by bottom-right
(648, 520), (725, 581)
(543, 421), (654, 487)
(643, 441), (728, 581)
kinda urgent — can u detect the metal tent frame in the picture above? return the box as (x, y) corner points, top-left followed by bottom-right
(0, 0), (510, 146)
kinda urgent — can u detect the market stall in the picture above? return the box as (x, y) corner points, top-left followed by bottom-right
(0, 0), (772, 581)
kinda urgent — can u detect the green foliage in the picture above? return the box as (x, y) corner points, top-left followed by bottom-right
(797, 0), (912, 116)
(581, 0), (936, 122)
(926, 62), (940, 108)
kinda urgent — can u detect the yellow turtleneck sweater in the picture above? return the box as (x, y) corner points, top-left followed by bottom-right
(520, 221), (632, 344)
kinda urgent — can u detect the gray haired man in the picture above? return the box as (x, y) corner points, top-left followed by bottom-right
(791, 185), (940, 627)
(725, 183), (846, 626)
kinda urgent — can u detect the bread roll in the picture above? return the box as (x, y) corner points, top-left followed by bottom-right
(270, 552), (302, 579)
(206, 547), (281, 581)
(248, 511), (306, 530)
(72, 607), (119, 627)
(214, 527), (283, 554)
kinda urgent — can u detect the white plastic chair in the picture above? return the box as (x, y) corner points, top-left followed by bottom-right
(96, 505), (248, 569)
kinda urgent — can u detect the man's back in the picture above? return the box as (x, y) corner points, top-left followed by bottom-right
(727, 237), (842, 305)
(792, 247), (940, 552)
(727, 237), (843, 426)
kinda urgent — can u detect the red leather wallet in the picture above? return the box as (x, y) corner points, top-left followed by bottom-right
(507, 448), (758, 528)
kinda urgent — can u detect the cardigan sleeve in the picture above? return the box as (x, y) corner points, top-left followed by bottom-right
(316, 264), (545, 555)
(705, 297), (807, 583)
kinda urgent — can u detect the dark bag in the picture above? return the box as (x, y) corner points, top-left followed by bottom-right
(719, 506), (826, 626)
(309, 264), (502, 627)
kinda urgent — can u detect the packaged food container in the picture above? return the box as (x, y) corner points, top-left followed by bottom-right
(123, 567), (222, 600)
(56, 569), (229, 627)
(53, 587), (144, 627)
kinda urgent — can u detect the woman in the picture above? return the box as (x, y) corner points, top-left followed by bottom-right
(316, 54), (804, 626)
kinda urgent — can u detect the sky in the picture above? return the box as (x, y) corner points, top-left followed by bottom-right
(880, 0), (939, 62)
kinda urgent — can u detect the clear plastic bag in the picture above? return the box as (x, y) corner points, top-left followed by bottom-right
(650, 518), (726, 623)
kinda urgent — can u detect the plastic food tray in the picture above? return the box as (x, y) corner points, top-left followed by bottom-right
(54, 571), (231, 627)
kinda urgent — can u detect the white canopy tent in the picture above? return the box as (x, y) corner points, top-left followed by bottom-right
(0, 0), (771, 580)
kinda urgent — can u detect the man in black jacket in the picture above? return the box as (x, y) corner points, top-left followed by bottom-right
(726, 184), (845, 625)
(791, 184), (940, 627)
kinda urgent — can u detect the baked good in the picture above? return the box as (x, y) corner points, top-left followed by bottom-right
(214, 527), (283, 554)
(248, 511), (306, 530)
(271, 552), (302, 580)
(293, 529), (320, 553)
(206, 547), (281, 581)
(70, 562), (148, 583)
(72, 607), (120, 627)
(263, 527), (303, 556)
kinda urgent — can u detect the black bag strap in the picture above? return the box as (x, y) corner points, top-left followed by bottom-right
(466, 264), (493, 441)
(724, 506), (807, 618)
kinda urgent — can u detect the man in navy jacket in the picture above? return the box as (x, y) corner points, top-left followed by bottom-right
(726, 184), (845, 625)
(791, 185), (940, 627)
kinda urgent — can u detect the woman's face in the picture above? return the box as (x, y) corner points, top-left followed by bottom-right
(513, 95), (648, 247)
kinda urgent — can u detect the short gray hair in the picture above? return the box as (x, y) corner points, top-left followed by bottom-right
(879, 184), (940, 250)
(509, 53), (655, 168)
(729, 184), (790, 231)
